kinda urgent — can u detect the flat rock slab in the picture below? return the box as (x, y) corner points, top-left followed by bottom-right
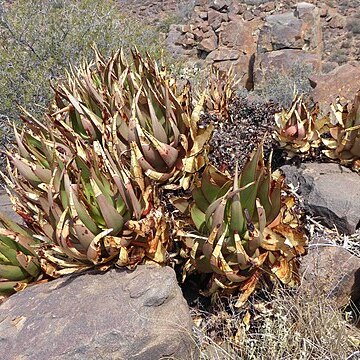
(0, 266), (196, 360)
(282, 163), (360, 234)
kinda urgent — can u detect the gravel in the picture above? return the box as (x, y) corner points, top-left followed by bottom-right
(202, 95), (282, 174)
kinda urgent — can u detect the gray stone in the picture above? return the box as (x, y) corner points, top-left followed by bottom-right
(258, 12), (304, 52)
(294, 2), (317, 19)
(209, 0), (228, 12)
(0, 266), (196, 360)
(0, 190), (22, 223)
(281, 163), (360, 234)
(258, 4), (322, 54)
(301, 244), (360, 307)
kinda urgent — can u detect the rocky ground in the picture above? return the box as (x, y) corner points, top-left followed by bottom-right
(119, 0), (360, 109)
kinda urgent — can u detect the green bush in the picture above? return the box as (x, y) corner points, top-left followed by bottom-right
(0, 0), (167, 122)
(254, 62), (315, 108)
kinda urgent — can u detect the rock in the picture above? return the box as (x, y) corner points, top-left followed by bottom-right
(0, 266), (196, 360)
(207, 47), (240, 61)
(212, 53), (255, 89)
(294, 2), (323, 52)
(243, 0), (268, 4)
(258, 4), (322, 53)
(310, 63), (360, 115)
(254, 49), (321, 90)
(166, 24), (186, 57)
(294, 2), (316, 18)
(219, 17), (259, 53)
(301, 244), (360, 307)
(198, 28), (218, 52)
(242, 10), (254, 21)
(228, 2), (246, 15)
(319, 4), (329, 17)
(281, 163), (360, 234)
(199, 11), (208, 20)
(328, 13), (346, 29)
(0, 190), (21, 223)
(262, 2), (275, 12)
(258, 12), (304, 52)
(209, 0), (228, 12)
(208, 8), (228, 30)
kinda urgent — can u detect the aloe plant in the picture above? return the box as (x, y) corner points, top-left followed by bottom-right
(176, 143), (307, 307)
(51, 48), (213, 190)
(3, 111), (172, 277)
(0, 212), (41, 298)
(322, 91), (360, 170)
(204, 67), (239, 121)
(274, 94), (328, 159)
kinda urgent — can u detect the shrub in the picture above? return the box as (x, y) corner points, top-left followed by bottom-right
(0, 0), (166, 122)
(255, 62), (315, 108)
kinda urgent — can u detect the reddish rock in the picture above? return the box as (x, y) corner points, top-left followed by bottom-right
(310, 63), (360, 114)
(207, 8), (228, 30)
(207, 47), (240, 61)
(295, 2), (323, 52)
(193, 28), (204, 41)
(198, 29), (218, 52)
(228, 2), (246, 15)
(301, 244), (360, 308)
(212, 53), (255, 89)
(219, 17), (259, 54)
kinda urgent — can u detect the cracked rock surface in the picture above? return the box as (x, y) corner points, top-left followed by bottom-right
(281, 162), (360, 234)
(0, 266), (196, 360)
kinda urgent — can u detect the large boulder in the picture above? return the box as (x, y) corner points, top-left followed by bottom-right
(281, 163), (360, 234)
(310, 63), (360, 115)
(0, 266), (196, 360)
(257, 12), (304, 52)
(301, 243), (360, 307)
(214, 16), (260, 88)
(257, 3), (322, 53)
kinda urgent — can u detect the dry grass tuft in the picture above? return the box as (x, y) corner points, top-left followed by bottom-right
(192, 282), (360, 360)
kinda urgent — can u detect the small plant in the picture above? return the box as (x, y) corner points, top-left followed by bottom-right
(276, 91), (360, 171)
(204, 67), (240, 121)
(274, 93), (328, 159)
(0, 213), (41, 298)
(322, 91), (360, 170)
